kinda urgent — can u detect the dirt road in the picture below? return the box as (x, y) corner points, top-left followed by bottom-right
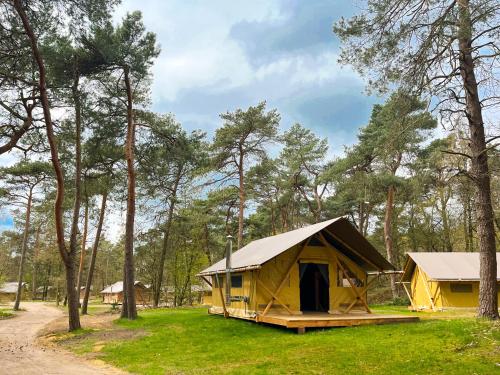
(0, 302), (126, 375)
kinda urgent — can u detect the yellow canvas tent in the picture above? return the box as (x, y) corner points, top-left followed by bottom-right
(197, 217), (417, 332)
(400, 252), (500, 311)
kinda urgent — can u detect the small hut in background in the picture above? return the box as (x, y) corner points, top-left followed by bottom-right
(34, 285), (56, 300)
(100, 281), (151, 306)
(400, 252), (500, 311)
(0, 282), (27, 302)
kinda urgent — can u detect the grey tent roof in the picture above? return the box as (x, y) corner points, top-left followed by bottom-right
(197, 217), (394, 276)
(100, 281), (147, 294)
(0, 282), (26, 294)
(401, 252), (500, 282)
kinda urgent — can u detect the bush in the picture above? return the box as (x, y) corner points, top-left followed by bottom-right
(390, 296), (410, 306)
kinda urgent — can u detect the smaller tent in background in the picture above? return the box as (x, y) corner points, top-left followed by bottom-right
(0, 282), (27, 302)
(100, 281), (151, 306)
(400, 252), (500, 311)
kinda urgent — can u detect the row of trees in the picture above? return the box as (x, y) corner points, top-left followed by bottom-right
(0, 0), (498, 331)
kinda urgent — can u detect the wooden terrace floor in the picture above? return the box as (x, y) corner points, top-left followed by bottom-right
(257, 312), (419, 330)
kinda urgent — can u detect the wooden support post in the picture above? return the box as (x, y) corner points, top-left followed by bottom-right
(401, 282), (416, 311)
(257, 279), (294, 315)
(344, 274), (379, 313)
(200, 275), (212, 287)
(261, 238), (309, 317)
(336, 258), (372, 314)
(317, 233), (371, 313)
(215, 273), (228, 317)
(297, 327), (306, 334)
(418, 267), (436, 311)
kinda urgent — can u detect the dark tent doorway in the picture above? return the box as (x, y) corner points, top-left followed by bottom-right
(299, 263), (329, 312)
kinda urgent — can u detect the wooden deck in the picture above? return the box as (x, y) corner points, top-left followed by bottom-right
(257, 312), (419, 330)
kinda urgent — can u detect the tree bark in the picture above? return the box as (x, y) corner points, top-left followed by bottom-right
(458, 0), (498, 319)
(270, 199), (276, 235)
(153, 168), (182, 307)
(66, 64), (83, 327)
(237, 150), (245, 249)
(384, 185), (399, 298)
(31, 224), (41, 300)
(12, 0), (81, 330)
(14, 187), (33, 310)
(438, 187), (453, 252)
(76, 198), (89, 304)
(122, 67), (137, 319)
(81, 191), (107, 315)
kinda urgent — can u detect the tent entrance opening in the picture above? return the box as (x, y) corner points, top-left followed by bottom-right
(299, 263), (329, 312)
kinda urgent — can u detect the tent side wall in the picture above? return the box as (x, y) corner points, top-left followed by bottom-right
(210, 269), (255, 318)
(209, 241), (367, 318)
(439, 281), (500, 308)
(409, 265), (442, 310)
(409, 265), (500, 310)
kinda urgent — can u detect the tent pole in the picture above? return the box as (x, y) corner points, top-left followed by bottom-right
(215, 274), (228, 317)
(401, 282), (416, 310)
(419, 267), (436, 311)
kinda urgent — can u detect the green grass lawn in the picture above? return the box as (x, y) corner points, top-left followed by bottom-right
(0, 307), (14, 319)
(54, 307), (500, 375)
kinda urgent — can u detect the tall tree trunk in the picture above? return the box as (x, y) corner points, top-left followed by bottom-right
(237, 152), (245, 249)
(122, 67), (137, 319)
(76, 198), (89, 304)
(203, 222), (212, 265)
(458, 0), (498, 319)
(438, 188), (453, 252)
(13, 0), (80, 330)
(384, 185), (398, 298)
(359, 201), (365, 234)
(67, 65), (83, 328)
(14, 187), (33, 310)
(31, 224), (41, 300)
(153, 169), (182, 307)
(270, 199), (276, 235)
(81, 192), (107, 315)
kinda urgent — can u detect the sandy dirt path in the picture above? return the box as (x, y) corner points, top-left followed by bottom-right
(0, 302), (127, 375)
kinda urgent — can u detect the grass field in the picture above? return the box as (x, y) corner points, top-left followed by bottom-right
(0, 307), (14, 319)
(52, 306), (500, 375)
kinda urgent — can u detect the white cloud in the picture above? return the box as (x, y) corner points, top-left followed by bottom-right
(116, 0), (285, 102)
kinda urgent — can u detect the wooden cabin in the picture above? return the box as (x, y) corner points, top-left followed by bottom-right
(197, 217), (417, 332)
(401, 252), (500, 311)
(0, 282), (27, 302)
(100, 281), (152, 306)
(34, 285), (56, 301)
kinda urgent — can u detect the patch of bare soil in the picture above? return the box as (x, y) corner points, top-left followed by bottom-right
(0, 302), (127, 375)
(40, 308), (148, 362)
(39, 309), (117, 337)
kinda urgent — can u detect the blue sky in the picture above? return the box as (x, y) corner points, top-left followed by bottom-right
(0, 215), (14, 232)
(1, 1), (380, 236)
(116, 0), (379, 155)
